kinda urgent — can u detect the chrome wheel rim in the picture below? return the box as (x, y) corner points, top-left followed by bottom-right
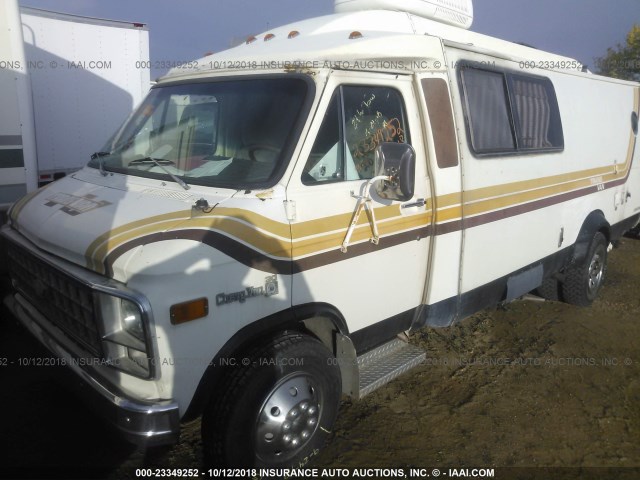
(587, 250), (604, 294)
(255, 374), (321, 462)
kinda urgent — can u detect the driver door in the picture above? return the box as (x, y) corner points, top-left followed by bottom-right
(286, 72), (432, 351)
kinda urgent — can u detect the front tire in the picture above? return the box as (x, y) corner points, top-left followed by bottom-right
(202, 331), (341, 468)
(562, 231), (608, 306)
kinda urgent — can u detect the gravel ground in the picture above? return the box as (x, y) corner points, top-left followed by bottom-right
(1, 235), (639, 480)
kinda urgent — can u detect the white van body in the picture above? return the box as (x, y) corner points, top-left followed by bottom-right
(0, 1), (150, 210)
(2, 0), (639, 468)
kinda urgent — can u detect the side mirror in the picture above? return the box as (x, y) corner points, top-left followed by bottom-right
(374, 142), (416, 202)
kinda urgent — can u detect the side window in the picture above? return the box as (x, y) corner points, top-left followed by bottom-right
(510, 74), (563, 150)
(343, 86), (409, 179)
(461, 68), (515, 153)
(302, 91), (342, 184)
(460, 66), (564, 156)
(303, 85), (410, 184)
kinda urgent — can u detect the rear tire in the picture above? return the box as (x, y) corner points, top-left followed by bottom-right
(562, 231), (608, 306)
(535, 276), (562, 302)
(202, 331), (341, 468)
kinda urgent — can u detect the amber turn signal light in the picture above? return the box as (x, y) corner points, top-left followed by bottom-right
(170, 298), (209, 325)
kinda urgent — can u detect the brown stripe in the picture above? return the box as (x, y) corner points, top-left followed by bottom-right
(434, 220), (462, 236)
(292, 226), (432, 273)
(105, 229), (293, 277)
(104, 226), (432, 276)
(463, 184), (599, 229)
(102, 173), (633, 277)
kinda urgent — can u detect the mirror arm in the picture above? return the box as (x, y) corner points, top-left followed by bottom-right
(341, 175), (390, 253)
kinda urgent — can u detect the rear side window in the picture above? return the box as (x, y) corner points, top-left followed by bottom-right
(510, 74), (564, 150)
(460, 66), (563, 156)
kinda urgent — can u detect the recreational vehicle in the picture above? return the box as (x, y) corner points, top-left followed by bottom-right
(2, 0), (639, 469)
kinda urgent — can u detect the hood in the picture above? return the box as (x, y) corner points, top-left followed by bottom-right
(9, 168), (237, 277)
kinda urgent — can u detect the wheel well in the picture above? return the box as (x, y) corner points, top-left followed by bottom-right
(572, 211), (610, 265)
(598, 224), (611, 243)
(182, 303), (347, 422)
(293, 302), (349, 354)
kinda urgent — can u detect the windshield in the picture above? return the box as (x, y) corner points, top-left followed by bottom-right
(89, 77), (309, 189)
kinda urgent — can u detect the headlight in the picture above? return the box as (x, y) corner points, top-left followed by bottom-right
(121, 299), (144, 341)
(97, 294), (152, 378)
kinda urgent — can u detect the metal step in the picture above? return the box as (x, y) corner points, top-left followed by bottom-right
(357, 338), (426, 398)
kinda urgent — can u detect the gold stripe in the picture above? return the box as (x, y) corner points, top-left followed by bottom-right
(89, 204), (386, 267)
(291, 212), (432, 257)
(87, 204), (407, 269)
(172, 217), (291, 258)
(94, 208), (430, 267)
(433, 192), (461, 208)
(89, 211), (292, 272)
(465, 174), (614, 217)
(85, 209), (190, 270)
(434, 205), (462, 223)
(205, 207), (291, 238)
(462, 165), (612, 204)
(290, 204), (401, 238)
(87, 206), (292, 270)
(10, 185), (51, 228)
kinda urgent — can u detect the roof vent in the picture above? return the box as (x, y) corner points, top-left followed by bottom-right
(334, 0), (473, 29)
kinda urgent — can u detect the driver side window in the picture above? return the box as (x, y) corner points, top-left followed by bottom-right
(302, 85), (410, 185)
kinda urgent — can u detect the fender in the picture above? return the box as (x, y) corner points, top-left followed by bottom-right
(571, 211), (610, 265)
(182, 302), (348, 421)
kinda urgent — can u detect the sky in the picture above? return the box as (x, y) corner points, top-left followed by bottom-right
(19, 0), (640, 78)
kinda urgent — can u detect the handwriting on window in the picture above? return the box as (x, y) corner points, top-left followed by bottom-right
(352, 117), (405, 159)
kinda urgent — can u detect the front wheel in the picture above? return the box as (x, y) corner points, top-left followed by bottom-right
(562, 231), (608, 306)
(202, 331), (341, 468)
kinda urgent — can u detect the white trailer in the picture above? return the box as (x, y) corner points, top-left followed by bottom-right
(2, 0), (639, 469)
(0, 1), (150, 211)
(0, 0), (37, 211)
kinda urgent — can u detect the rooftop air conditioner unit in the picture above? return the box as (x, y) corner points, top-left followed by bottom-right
(334, 0), (474, 29)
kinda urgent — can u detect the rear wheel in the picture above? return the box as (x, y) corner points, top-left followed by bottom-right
(202, 331), (341, 468)
(535, 276), (561, 302)
(562, 231), (608, 306)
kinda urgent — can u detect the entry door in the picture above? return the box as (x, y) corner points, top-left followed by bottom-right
(287, 72), (432, 348)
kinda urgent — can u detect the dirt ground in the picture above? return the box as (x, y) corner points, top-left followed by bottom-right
(1, 235), (639, 479)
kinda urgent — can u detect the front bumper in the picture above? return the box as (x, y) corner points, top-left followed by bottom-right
(4, 292), (180, 447)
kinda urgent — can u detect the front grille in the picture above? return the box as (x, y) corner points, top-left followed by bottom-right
(6, 240), (103, 357)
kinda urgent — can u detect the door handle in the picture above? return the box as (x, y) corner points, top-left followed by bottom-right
(401, 198), (426, 209)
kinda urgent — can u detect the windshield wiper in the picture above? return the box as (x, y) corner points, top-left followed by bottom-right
(91, 151), (111, 177)
(129, 157), (190, 190)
